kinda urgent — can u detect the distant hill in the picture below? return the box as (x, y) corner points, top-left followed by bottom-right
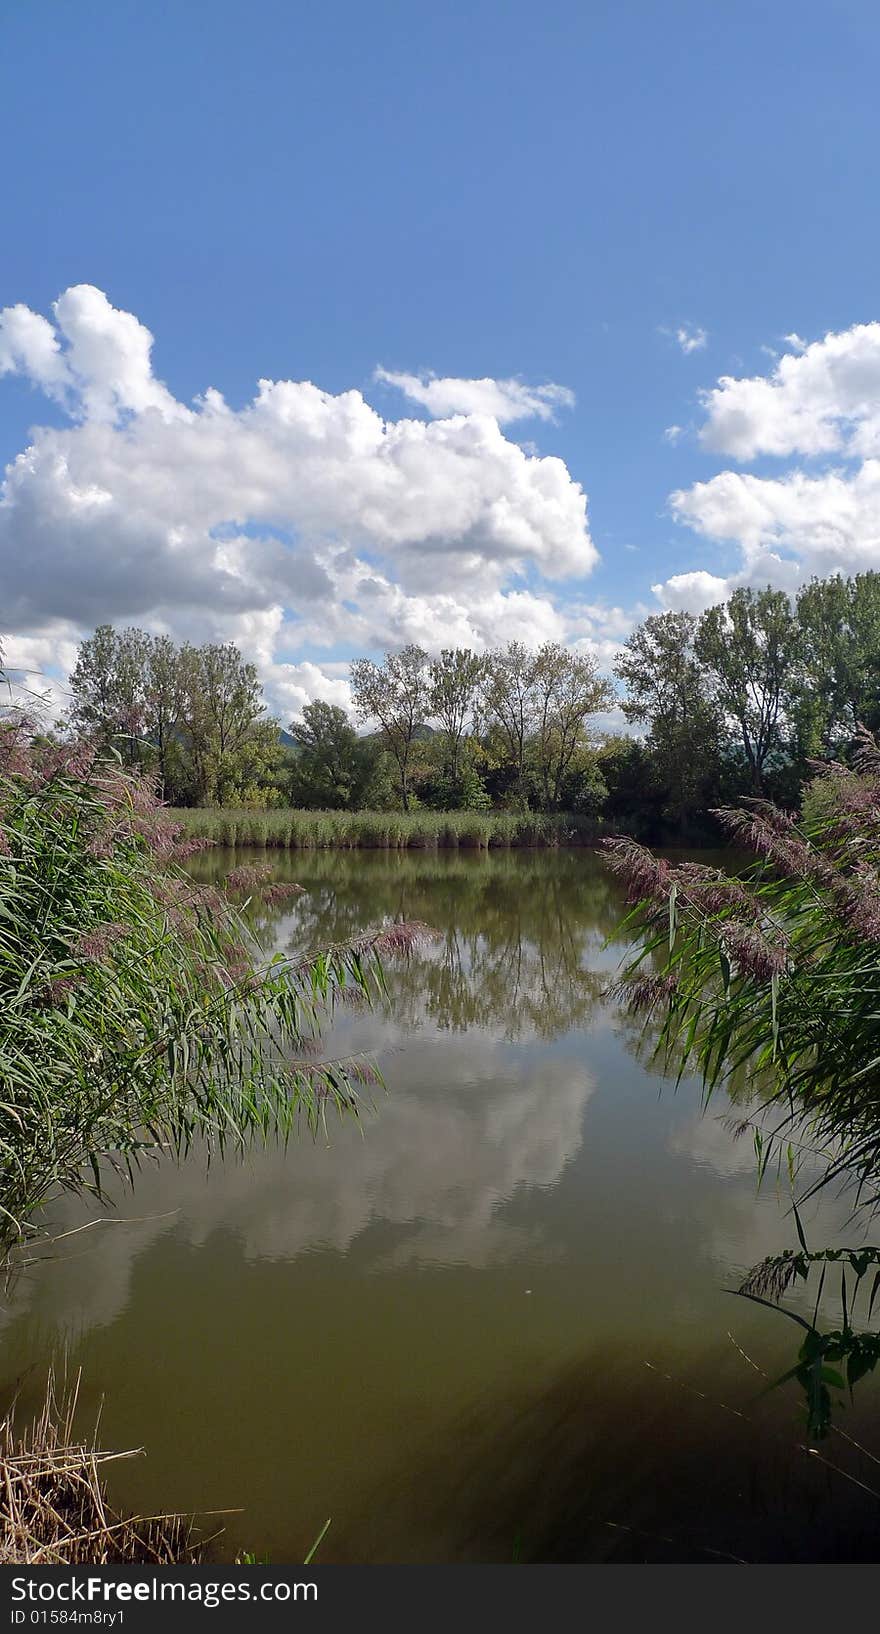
(278, 722), (434, 753)
(359, 722), (435, 746)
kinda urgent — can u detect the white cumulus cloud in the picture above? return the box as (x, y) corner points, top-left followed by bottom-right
(0, 284), (183, 423)
(653, 325), (880, 614)
(0, 304), (70, 397)
(651, 569), (732, 615)
(699, 321), (880, 460)
(0, 286), (603, 717)
(667, 464), (880, 592)
(653, 321), (880, 612)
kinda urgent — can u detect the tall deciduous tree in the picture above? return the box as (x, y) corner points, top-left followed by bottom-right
(69, 625), (147, 760)
(616, 611), (719, 825)
(695, 587), (799, 795)
(289, 700), (380, 809)
(71, 625), (182, 782)
(531, 642), (611, 810)
(428, 648), (485, 780)
(180, 642), (266, 804)
(70, 628), (281, 805)
(482, 642), (539, 807)
(143, 634), (185, 798)
(795, 573), (880, 755)
(350, 645), (428, 810)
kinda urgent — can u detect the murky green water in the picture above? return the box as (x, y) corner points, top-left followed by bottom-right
(2, 847), (879, 1562)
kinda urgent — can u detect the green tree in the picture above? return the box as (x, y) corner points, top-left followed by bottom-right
(696, 587), (798, 795)
(428, 648), (486, 781)
(595, 736), (658, 835)
(221, 718), (287, 807)
(142, 634), (185, 799)
(554, 746), (608, 816)
(69, 629), (290, 806)
(289, 700), (381, 809)
(69, 624), (122, 743)
(482, 642), (539, 808)
(350, 645), (428, 810)
(531, 642), (612, 810)
(617, 611), (720, 827)
(179, 642), (267, 804)
(795, 572), (880, 756)
(71, 625), (185, 784)
(69, 625), (148, 764)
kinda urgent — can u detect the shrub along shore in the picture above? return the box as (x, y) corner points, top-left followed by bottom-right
(167, 807), (604, 849)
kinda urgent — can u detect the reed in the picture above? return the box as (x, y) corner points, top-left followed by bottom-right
(0, 1370), (200, 1564)
(606, 730), (880, 1437)
(166, 807), (602, 850)
(0, 728), (430, 1254)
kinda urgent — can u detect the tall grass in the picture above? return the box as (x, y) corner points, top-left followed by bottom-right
(0, 724), (432, 1256)
(605, 732), (880, 1435)
(167, 807), (603, 850)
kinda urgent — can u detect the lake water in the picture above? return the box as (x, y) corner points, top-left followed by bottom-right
(2, 846), (879, 1563)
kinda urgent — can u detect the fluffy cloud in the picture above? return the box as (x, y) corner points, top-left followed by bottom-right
(699, 321), (880, 460)
(0, 304), (70, 396)
(0, 627), (81, 717)
(267, 660), (355, 719)
(374, 367), (575, 423)
(0, 285), (183, 422)
(656, 321), (880, 611)
(651, 569), (731, 615)
(0, 286), (600, 714)
(661, 463), (880, 610)
(671, 463), (880, 562)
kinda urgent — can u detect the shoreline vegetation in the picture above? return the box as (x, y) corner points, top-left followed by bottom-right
(167, 806), (605, 849)
(606, 733), (880, 1436)
(1, 1371), (333, 1566)
(0, 1372), (200, 1565)
(0, 714), (436, 1260)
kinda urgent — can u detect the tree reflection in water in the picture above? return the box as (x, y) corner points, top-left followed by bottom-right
(192, 847), (625, 1042)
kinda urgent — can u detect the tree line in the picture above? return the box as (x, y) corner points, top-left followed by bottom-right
(613, 572), (880, 836)
(63, 628), (613, 815)
(56, 570), (880, 831)
(68, 628), (279, 807)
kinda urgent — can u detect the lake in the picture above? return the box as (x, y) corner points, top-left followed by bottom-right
(2, 846), (879, 1562)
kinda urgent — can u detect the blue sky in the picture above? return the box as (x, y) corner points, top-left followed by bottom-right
(2, 0), (880, 719)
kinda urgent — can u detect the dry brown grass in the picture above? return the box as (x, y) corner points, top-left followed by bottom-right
(0, 1370), (201, 1564)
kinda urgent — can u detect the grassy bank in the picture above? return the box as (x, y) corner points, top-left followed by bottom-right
(167, 807), (603, 849)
